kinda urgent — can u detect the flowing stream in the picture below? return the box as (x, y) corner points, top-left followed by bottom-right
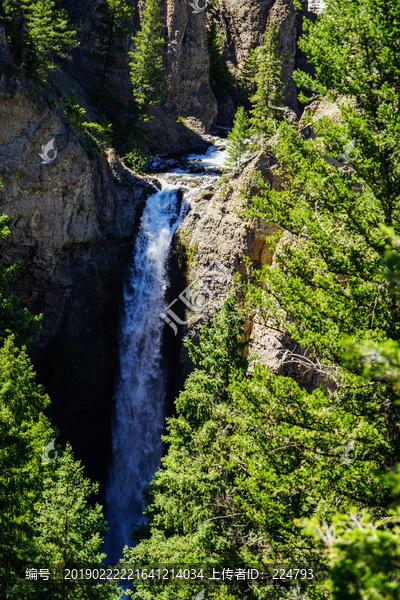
(104, 141), (227, 563)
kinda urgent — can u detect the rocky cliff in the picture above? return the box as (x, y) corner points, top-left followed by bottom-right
(172, 142), (332, 392)
(61, 0), (299, 141)
(59, 0), (217, 149)
(214, 0), (299, 114)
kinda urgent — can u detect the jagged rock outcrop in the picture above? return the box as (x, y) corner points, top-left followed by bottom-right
(0, 63), (151, 483)
(172, 148), (328, 390)
(216, 0), (299, 113)
(162, 0), (218, 133)
(170, 153), (282, 380)
(61, 0), (217, 148)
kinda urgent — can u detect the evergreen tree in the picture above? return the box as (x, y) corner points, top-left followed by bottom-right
(31, 445), (119, 600)
(244, 0), (400, 385)
(126, 296), (391, 600)
(0, 343), (117, 599)
(127, 1), (400, 598)
(0, 336), (54, 595)
(93, 0), (135, 92)
(129, 0), (165, 106)
(4, 0), (78, 80)
(225, 106), (252, 168)
(249, 24), (284, 136)
(239, 0), (400, 578)
(237, 47), (258, 98)
(206, 20), (233, 95)
(0, 207), (114, 598)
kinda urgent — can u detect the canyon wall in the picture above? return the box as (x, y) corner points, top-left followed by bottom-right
(172, 145), (330, 392)
(216, 0), (299, 113)
(61, 0), (299, 139)
(0, 0), (303, 480)
(0, 28), (151, 482)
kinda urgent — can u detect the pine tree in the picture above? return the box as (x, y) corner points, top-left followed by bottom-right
(129, 0), (165, 106)
(4, 0), (78, 80)
(237, 47), (258, 98)
(0, 205), (113, 598)
(206, 19), (233, 95)
(32, 445), (118, 599)
(94, 0), (135, 93)
(126, 1), (400, 598)
(0, 336), (54, 595)
(0, 213), (42, 346)
(249, 24), (284, 136)
(126, 297), (391, 600)
(225, 106), (252, 168)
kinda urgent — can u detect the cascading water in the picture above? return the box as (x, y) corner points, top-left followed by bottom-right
(103, 182), (187, 562)
(104, 141), (228, 563)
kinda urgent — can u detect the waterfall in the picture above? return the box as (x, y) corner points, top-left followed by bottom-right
(103, 182), (187, 563)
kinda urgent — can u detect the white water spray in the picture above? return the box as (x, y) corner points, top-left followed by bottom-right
(104, 182), (187, 562)
(103, 140), (227, 563)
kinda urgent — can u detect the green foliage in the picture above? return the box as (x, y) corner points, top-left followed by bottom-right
(123, 148), (147, 173)
(0, 206), (115, 597)
(249, 24), (284, 137)
(343, 227), (400, 390)
(129, 2), (400, 599)
(0, 336), (54, 594)
(225, 106), (253, 168)
(62, 92), (112, 153)
(129, 0), (165, 106)
(243, 0), (400, 374)
(236, 0), (400, 595)
(0, 212), (42, 346)
(93, 0), (135, 92)
(177, 229), (191, 267)
(206, 20), (233, 95)
(4, 0), (78, 80)
(30, 445), (119, 600)
(127, 294), (392, 599)
(237, 47), (258, 98)
(305, 470), (400, 600)
(186, 240), (198, 272)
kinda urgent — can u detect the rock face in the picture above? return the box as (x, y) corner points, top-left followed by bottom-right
(170, 153), (279, 381)
(60, 0), (217, 148)
(217, 0), (299, 112)
(172, 149), (328, 390)
(0, 65), (150, 484)
(162, 0), (218, 133)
